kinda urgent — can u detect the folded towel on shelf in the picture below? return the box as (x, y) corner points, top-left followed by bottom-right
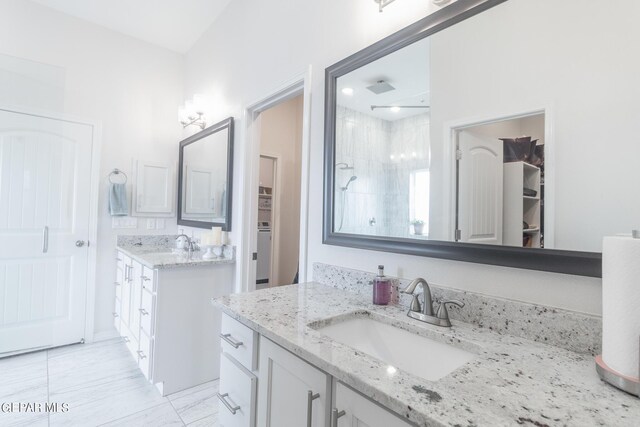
(109, 183), (128, 216)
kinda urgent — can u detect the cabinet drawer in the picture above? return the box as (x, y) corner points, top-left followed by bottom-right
(221, 314), (258, 371)
(114, 278), (122, 300)
(121, 326), (139, 361)
(140, 266), (155, 293)
(115, 251), (124, 271)
(138, 331), (152, 380)
(218, 352), (256, 427)
(140, 288), (154, 337)
(113, 298), (121, 334)
(334, 382), (412, 427)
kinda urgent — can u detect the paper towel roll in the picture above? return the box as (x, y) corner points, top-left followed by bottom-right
(602, 236), (640, 379)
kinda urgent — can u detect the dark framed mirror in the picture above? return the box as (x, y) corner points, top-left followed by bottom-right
(178, 117), (234, 230)
(321, 0), (640, 277)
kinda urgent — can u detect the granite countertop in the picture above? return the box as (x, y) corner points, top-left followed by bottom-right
(116, 235), (235, 269)
(212, 282), (640, 427)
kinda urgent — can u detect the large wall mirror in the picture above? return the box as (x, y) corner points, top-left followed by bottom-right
(324, 0), (640, 277)
(178, 117), (234, 230)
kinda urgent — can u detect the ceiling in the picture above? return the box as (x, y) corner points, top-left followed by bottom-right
(30, 0), (232, 53)
(337, 37), (430, 121)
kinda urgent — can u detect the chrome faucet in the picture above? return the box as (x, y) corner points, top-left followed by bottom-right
(401, 278), (464, 327)
(176, 234), (197, 256)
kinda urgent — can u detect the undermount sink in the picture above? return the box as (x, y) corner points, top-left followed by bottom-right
(314, 315), (475, 381)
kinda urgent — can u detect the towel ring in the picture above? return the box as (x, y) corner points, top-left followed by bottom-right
(109, 168), (128, 184)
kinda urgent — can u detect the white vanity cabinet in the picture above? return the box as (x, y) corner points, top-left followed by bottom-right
(114, 249), (233, 396)
(219, 313), (411, 427)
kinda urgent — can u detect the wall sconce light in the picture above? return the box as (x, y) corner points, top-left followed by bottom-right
(374, 0), (397, 12)
(179, 95), (207, 130)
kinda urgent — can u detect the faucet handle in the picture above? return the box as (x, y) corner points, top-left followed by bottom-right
(436, 299), (465, 320)
(408, 294), (421, 313)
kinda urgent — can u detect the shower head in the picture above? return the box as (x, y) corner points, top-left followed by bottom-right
(342, 175), (358, 191)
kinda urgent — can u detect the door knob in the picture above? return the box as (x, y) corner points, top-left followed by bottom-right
(75, 240), (86, 247)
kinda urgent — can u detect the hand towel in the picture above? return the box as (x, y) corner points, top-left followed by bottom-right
(109, 183), (128, 216)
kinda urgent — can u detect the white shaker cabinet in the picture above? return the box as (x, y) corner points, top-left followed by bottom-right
(257, 337), (331, 427)
(218, 313), (417, 427)
(114, 250), (234, 395)
(332, 381), (412, 427)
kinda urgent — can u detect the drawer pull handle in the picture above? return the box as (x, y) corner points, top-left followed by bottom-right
(139, 308), (149, 316)
(219, 333), (243, 349)
(136, 350), (147, 360)
(123, 336), (130, 343)
(116, 257), (122, 261)
(217, 392), (240, 415)
(114, 282), (121, 286)
(331, 409), (346, 427)
(307, 390), (320, 427)
(141, 275), (151, 281)
(112, 312), (119, 318)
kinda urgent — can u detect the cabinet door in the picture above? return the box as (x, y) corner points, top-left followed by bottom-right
(258, 338), (330, 427)
(132, 159), (174, 216)
(333, 382), (411, 427)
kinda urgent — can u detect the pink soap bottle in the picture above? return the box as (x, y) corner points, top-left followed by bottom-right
(373, 265), (391, 305)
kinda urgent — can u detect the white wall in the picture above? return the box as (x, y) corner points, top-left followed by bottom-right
(184, 0), (603, 315)
(0, 0), (184, 335)
(259, 96), (303, 286)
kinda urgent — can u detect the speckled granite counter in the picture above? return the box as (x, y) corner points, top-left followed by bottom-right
(116, 235), (235, 269)
(213, 283), (639, 427)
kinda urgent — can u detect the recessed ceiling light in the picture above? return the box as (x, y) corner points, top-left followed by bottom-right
(341, 87), (354, 96)
(390, 106), (401, 113)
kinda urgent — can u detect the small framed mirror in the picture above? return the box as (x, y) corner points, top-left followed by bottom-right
(177, 117), (234, 230)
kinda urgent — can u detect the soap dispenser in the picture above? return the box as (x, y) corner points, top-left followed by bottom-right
(373, 265), (391, 305)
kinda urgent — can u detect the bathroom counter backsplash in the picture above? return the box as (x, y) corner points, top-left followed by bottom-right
(313, 263), (601, 355)
(214, 282), (638, 427)
(116, 234), (235, 269)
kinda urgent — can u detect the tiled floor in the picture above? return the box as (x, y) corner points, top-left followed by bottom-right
(0, 338), (219, 426)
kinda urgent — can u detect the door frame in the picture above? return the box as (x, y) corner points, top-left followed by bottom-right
(442, 105), (555, 248)
(0, 104), (102, 344)
(239, 68), (312, 293)
(258, 153), (280, 286)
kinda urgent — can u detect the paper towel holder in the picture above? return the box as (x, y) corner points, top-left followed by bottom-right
(595, 337), (640, 397)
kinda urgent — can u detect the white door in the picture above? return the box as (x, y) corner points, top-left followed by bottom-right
(257, 337), (330, 427)
(333, 381), (412, 427)
(0, 109), (93, 355)
(457, 131), (504, 245)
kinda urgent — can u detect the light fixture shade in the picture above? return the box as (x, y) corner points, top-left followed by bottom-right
(192, 94), (206, 114)
(178, 106), (188, 123)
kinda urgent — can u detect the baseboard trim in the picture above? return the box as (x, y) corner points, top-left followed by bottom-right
(92, 329), (120, 343)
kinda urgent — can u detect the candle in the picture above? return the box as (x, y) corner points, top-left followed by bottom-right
(201, 233), (212, 246)
(221, 231), (229, 245)
(211, 227), (222, 246)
